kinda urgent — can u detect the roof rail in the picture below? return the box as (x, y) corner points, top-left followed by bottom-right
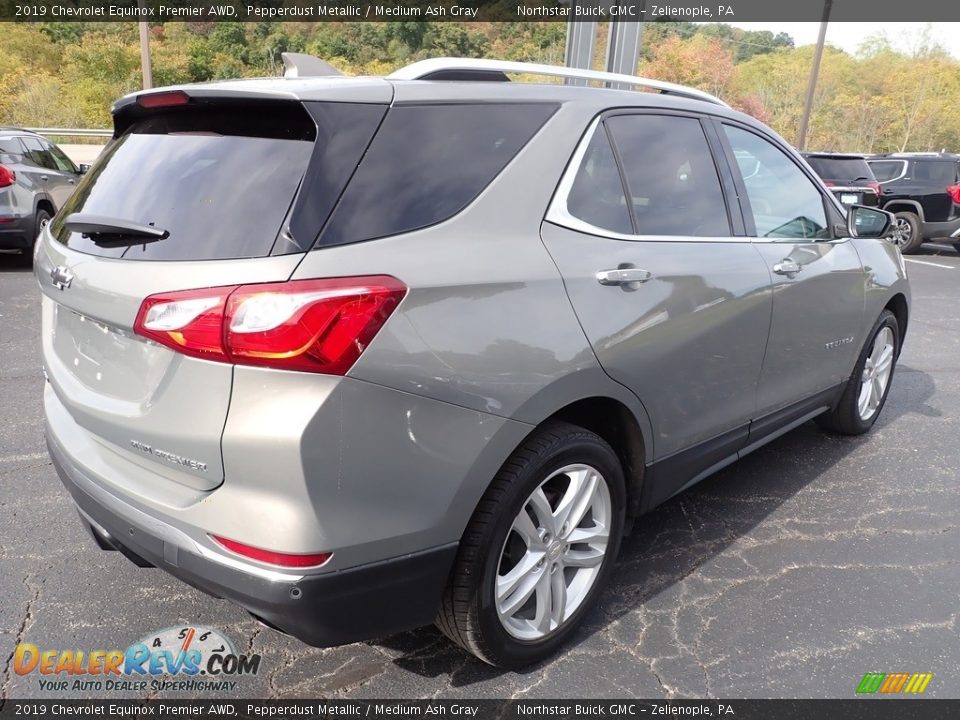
(388, 58), (729, 108)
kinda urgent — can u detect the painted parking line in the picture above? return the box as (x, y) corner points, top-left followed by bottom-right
(905, 258), (955, 269)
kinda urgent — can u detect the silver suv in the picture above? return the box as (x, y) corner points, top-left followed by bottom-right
(37, 58), (909, 668)
(1, 128), (84, 264)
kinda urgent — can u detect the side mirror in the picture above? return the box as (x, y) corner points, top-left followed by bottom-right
(78, 164), (91, 175)
(847, 205), (893, 239)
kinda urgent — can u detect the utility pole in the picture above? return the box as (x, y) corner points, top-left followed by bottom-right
(797, 0), (832, 150)
(137, 0), (153, 90)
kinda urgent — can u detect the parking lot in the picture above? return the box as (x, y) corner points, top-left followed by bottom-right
(2, 244), (959, 700)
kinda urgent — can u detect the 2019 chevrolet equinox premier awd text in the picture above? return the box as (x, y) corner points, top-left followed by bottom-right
(37, 58), (909, 668)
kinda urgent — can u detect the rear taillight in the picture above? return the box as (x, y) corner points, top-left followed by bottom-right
(133, 276), (406, 375)
(0, 164), (15, 188)
(211, 535), (332, 568)
(868, 181), (882, 195)
(947, 184), (960, 204)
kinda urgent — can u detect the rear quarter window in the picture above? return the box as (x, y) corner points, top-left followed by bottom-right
(868, 160), (906, 182)
(317, 102), (558, 247)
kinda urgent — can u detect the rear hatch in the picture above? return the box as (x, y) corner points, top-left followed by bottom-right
(37, 88), (388, 491)
(805, 155), (880, 207)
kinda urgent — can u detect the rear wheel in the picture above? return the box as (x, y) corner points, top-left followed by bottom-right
(817, 310), (899, 435)
(436, 422), (625, 667)
(888, 211), (922, 254)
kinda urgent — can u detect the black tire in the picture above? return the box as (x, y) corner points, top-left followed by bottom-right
(817, 310), (900, 435)
(436, 421), (626, 668)
(17, 208), (51, 267)
(889, 211), (922, 254)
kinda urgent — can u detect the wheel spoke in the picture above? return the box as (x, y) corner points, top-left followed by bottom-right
(564, 546), (605, 568)
(566, 520), (609, 545)
(511, 508), (544, 549)
(871, 376), (884, 409)
(549, 568), (567, 626)
(555, 468), (599, 536)
(527, 487), (557, 535)
(497, 556), (543, 617)
(532, 570), (554, 634)
(858, 379), (873, 416)
(874, 345), (893, 374)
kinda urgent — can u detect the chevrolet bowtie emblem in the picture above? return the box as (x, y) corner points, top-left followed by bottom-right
(50, 265), (74, 290)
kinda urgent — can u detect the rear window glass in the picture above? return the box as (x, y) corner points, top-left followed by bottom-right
(805, 157), (874, 183)
(317, 103), (558, 247)
(868, 160), (906, 182)
(51, 104), (317, 261)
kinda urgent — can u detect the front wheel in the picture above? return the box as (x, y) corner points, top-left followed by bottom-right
(436, 422), (625, 667)
(817, 310), (900, 435)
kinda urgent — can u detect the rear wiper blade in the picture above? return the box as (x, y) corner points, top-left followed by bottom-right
(64, 213), (169, 243)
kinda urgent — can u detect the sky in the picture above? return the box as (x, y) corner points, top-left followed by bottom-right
(721, 22), (960, 58)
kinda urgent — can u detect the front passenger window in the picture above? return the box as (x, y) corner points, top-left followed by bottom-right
(723, 125), (830, 240)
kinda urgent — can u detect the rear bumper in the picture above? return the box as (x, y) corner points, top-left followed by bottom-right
(921, 218), (960, 239)
(48, 433), (458, 647)
(0, 216), (33, 250)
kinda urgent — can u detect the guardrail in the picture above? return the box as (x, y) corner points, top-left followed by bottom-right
(25, 128), (112, 138)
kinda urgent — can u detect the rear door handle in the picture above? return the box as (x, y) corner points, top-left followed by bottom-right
(596, 268), (652, 286)
(773, 259), (801, 276)
(40, 175), (49, 181)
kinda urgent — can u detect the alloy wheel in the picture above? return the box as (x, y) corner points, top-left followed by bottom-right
(890, 218), (912, 248)
(858, 326), (895, 421)
(495, 463), (611, 641)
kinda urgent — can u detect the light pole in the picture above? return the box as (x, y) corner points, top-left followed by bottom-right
(797, 0), (832, 150)
(137, 0), (153, 90)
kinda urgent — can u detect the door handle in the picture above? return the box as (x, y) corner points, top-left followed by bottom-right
(596, 268), (652, 286)
(68, 179), (75, 185)
(40, 175), (49, 181)
(773, 259), (801, 276)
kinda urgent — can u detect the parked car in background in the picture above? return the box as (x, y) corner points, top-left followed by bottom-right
(802, 152), (881, 209)
(37, 58), (909, 668)
(0, 128), (85, 265)
(867, 152), (960, 254)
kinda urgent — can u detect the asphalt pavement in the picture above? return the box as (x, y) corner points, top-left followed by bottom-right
(1, 244), (958, 699)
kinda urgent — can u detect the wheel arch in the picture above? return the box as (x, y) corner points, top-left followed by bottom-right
(34, 194), (56, 217)
(882, 199), (924, 222)
(885, 292), (909, 354)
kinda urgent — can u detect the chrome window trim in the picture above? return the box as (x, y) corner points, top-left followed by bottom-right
(546, 116), (752, 244)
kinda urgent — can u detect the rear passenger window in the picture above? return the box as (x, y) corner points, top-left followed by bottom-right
(606, 114), (730, 237)
(318, 103), (557, 247)
(565, 128), (632, 235)
(723, 125), (829, 240)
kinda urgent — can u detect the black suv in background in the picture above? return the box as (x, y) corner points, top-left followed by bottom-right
(803, 153), (881, 209)
(867, 152), (960, 254)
